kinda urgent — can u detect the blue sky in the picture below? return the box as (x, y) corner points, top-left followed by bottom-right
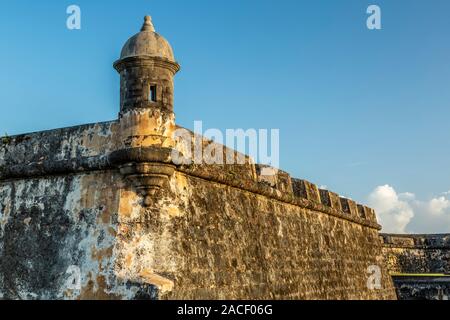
(1, 0), (450, 232)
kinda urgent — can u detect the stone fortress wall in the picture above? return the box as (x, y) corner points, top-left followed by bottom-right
(0, 121), (397, 299)
(0, 16), (400, 300)
(381, 234), (450, 300)
(382, 233), (450, 274)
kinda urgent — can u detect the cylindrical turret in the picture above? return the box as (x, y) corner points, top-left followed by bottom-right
(111, 16), (180, 207)
(113, 16), (180, 149)
(114, 16), (180, 113)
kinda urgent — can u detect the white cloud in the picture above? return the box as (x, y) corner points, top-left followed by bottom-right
(367, 185), (450, 234)
(368, 185), (414, 233)
(398, 192), (415, 201)
(427, 197), (450, 215)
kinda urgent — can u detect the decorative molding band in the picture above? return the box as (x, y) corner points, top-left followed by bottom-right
(381, 233), (450, 249)
(113, 56), (180, 74)
(0, 149), (381, 229)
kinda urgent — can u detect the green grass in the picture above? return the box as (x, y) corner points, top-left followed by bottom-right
(391, 272), (449, 277)
(1, 132), (11, 144)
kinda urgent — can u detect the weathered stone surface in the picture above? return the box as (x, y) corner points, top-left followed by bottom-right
(159, 172), (395, 299)
(0, 15), (399, 300)
(0, 122), (397, 299)
(0, 172), (124, 299)
(392, 276), (450, 300)
(120, 16), (176, 62)
(382, 234), (450, 274)
(381, 234), (450, 300)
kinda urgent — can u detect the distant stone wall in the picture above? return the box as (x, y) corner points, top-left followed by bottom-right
(392, 276), (450, 300)
(382, 234), (450, 274)
(381, 234), (450, 300)
(0, 122), (397, 299)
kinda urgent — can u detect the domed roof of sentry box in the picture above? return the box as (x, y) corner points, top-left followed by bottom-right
(119, 16), (176, 62)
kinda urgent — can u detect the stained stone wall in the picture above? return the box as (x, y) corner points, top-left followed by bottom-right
(0, 121), (397, 299)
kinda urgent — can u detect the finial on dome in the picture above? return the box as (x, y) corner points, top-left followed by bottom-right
(141, 16), (155, 32)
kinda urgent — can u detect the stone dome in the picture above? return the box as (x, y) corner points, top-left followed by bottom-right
(120, 16), (175, 62)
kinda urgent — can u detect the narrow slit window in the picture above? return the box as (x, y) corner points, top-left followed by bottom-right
(149, 85), (157, 102)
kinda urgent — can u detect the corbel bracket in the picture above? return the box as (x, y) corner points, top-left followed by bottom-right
(109, 147), (176, 207)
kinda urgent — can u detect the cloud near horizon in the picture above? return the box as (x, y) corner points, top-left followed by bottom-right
(367, 185), (450, 234)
